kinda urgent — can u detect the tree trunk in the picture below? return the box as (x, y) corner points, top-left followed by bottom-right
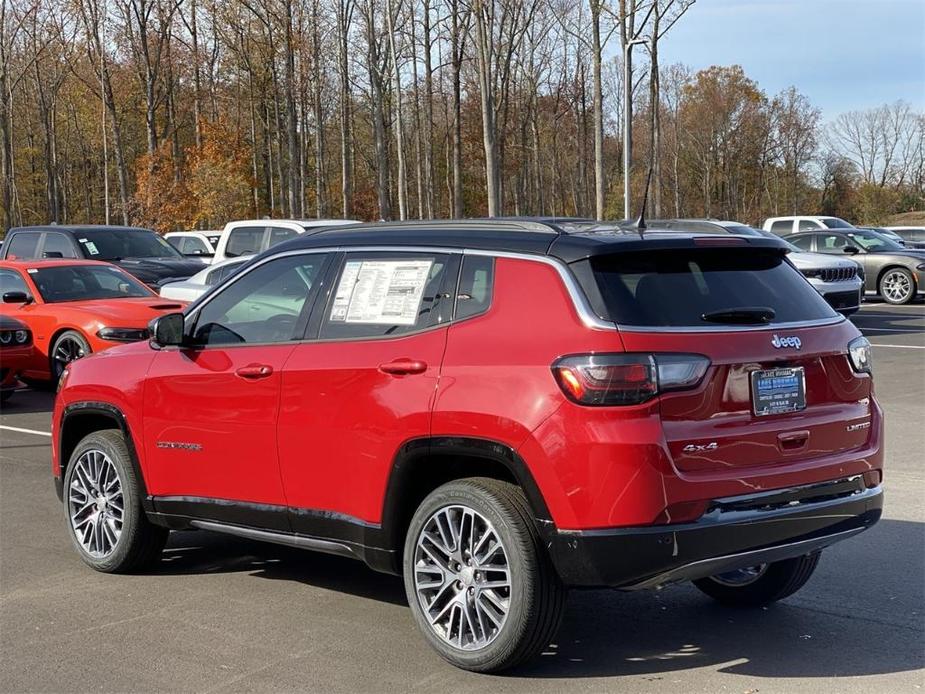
(283, 0), (302, 218)
(386, 0), (408, 220)
(473, 1), (500, 217)
(591, 0), (604, 220)
(450, 0), (464, 217)
(421, 0), (435, 218)
(337, 0), (354, 218)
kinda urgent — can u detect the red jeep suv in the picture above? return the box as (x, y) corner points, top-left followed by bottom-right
(53, 220), (883, 672)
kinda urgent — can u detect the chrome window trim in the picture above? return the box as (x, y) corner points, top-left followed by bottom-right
(185, 245), (847, 336)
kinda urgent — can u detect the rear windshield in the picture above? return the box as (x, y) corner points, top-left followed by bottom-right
(586, 249), (838, 327)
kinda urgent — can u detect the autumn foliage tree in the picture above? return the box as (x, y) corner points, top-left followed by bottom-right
(186, 118), (255, 228)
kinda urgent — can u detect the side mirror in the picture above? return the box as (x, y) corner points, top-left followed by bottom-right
(2, 291), (32, 304)
(842, 246), (860, 255)
(43, 251), (64, 258)
(149, 312), (185, 347)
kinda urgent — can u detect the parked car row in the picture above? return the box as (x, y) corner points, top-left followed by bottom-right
(758, 216), (925, 304)
(0, 218), (358, 401)
(49, 217), (882, 672)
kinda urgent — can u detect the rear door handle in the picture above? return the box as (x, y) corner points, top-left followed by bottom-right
(235, 363), (274, 379)
(379, 359), (428, 376)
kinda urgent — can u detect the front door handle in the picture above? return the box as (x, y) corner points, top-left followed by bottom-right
(379, 359), (428, 376)
(236, 363), (274, 379)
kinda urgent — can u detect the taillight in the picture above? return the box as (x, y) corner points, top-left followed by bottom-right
(551, 353), (710, 406)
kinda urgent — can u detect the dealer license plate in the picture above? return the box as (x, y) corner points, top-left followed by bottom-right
(750, 367), (806, 417)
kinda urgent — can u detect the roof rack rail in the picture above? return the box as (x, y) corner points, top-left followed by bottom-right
(314, 219), (563, 235)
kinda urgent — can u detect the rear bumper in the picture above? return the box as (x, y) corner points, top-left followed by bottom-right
(548, 476), (882, 589)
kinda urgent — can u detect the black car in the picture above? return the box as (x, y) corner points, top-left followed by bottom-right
(0, 225), (206, 288)
(787, 228), (925, 304)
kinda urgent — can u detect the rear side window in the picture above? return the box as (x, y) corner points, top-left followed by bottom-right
(770, 220), (792, 235)
(587, 249), (837, 327)
(5, 233), (40, 259)
(225, 227), (264, 257)
(320, 253), (450, 339)
(455, 256), (494, 320)
(790, 235), (814, 251)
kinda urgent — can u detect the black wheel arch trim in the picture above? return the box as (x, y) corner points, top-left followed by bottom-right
(58, 401), (152, 511)
(378, 436), (555, 570)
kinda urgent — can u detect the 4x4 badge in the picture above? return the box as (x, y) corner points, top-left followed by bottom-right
(682, 442), (719, 453)
(771, 334), (802, 350)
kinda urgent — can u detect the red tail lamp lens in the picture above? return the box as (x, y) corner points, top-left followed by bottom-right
(552, 353), (709, 406)
(552, 354), (657, 405)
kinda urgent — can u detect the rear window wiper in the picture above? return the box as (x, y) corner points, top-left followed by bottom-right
(701, 307), (775, 324)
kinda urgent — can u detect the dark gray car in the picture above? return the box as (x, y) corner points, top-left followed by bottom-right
(787, 228), (925, 304)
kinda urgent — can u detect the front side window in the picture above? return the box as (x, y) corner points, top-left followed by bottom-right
(0, 268), (29, 295)
(77, 229), (183, 260)
(42, 232), (78, 258)
(818, 234), (853, 252)
(5, 233), (40, 259)
(30, 265), (151, 303)
(225, 227), (264, 258)
(798, 219), (821, 231)
(320, 253), (450, 339)
(190, 253), (327, 346)
(180, 236), (209, 255)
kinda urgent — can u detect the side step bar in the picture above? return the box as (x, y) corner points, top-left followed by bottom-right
(189, 520), (360, 561)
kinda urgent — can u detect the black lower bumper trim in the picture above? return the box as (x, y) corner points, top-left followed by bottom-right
(549, 483), (883, 589)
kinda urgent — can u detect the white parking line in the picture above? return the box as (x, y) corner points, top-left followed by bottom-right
(0, 425), (52, 437)
(869, 343), (925, 350)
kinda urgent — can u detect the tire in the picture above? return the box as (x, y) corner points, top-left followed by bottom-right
(50, 330), (92, 381)
(879, 267), (917, 305)
(403, 477), (566, 673)
(63, 430), (168, 573)
(692, 552), (821, 607)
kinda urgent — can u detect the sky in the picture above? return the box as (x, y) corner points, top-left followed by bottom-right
(656, 0), (925, 121)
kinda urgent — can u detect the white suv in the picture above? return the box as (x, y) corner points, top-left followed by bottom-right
(763, 216), (856, 236)
(212, 219), (360, 264)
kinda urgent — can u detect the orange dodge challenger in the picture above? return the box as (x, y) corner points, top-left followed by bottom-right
(0, 260), (184, 382)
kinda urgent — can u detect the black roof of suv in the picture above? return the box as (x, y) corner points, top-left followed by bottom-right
(266, 218), (790, 264)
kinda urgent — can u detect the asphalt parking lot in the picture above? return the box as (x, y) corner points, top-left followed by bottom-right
(1, 302), (923, 693)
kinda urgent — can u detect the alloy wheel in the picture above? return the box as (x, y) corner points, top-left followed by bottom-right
(54, 336), (86, 371)
(882, 270), (912, 303)
(709, 564), (769, 587)
(68, 449), (124, 558)
(412, 505), (512, 651)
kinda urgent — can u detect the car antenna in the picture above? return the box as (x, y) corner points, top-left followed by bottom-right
(633, 167), (653, 239)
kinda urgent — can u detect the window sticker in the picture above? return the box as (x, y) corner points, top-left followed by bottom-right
(79, 239), (100, 255)
(331, 259), (434, 325)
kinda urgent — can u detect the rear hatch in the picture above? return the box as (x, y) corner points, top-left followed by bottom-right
(581, 241), (873, 473)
